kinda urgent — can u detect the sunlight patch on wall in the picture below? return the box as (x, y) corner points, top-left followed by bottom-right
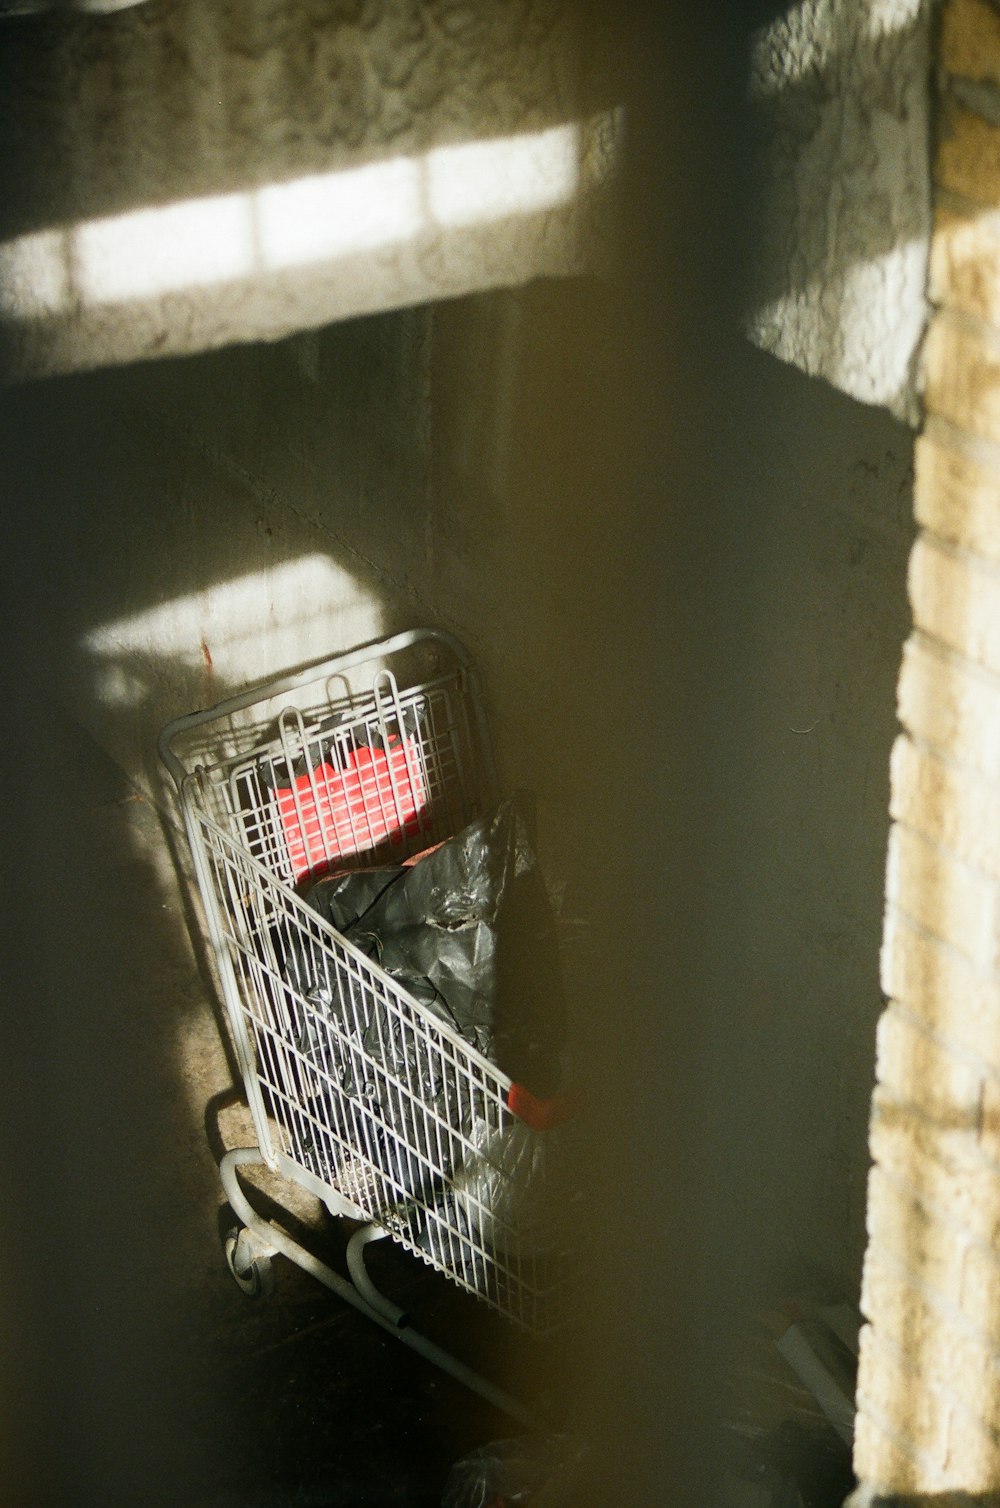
(426, 124), (579, 228)
(82, 554), (383, 710)
(749, 0), (924, 99)
(76, 194), (257, 302)
(746, 241), (930, 419)
(255, 157), (424, 270)
(0, 110), (627, 380)
(1, 122), (584, 318)
(0, 227), (71, 316)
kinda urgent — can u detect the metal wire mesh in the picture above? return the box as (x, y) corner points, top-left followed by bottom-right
(176, 651), (566, 1333)
(225, 674), (478, 885)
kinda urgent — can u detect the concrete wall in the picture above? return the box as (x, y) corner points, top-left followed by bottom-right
(748, 0), (932, 425)
(0, 0), (617, 381)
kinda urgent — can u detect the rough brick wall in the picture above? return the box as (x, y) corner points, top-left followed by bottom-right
(854, 0), (1000, 1492)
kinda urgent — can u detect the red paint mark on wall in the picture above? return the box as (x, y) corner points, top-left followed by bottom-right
(200, 636), (214, 674)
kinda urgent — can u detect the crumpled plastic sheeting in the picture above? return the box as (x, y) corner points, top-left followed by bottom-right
(441, 1434), (574, 1508)
(278, 794), (568, 1223)
(450, 1114), (567, 1261)
(285, 792), (567, 1097)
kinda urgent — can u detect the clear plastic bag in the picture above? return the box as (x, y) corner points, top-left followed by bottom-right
(284, 792), (567, 1094)
(450, 1115), (563, 1261)
(441, 1434), (572, 1508)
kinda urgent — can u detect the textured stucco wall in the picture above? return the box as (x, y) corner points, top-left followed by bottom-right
(748, 0), (932, 425)
(0, 0), (615, 381)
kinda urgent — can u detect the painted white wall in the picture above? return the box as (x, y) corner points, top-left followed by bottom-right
(747, 0), (932, 425)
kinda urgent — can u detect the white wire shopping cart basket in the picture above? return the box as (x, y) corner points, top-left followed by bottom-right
(159, 628), (571, 1420)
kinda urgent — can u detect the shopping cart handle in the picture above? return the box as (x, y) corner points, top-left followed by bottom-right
(507, 1083), (577, 1131)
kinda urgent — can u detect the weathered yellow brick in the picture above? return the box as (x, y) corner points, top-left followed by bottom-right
(961, 1233), (1000, 1330)
(942, 0), (1000, 88)
(890, 734), (1000, 879)
(955, 1405), (1000, 1486)
(871, 1089), (1000, 1248)
(923, 313), (1000, 447)
(858, 1325), (1000, 1491)
(868, 1164), (1000, 1345)
(926, 1493), (1000, 1508)
(936, 101), (1000, 209)
(957, 1234), (1000, 1316)
(876, 1001), (984, 1130)
(857, 1324), (951, 1473)
(930, 200), (1000, 328)
(867, 1165), (971, 1313)
(899, 634), (1000, 781)
(862, 1250), (1000, 1427)
(854, 1403), (941, 1493)
(910, 532), (1000, 677)
(886, 822), (1000, 967)
(945, 1406), (1000, 1489)
(981, 1072), (1000, 1165)
(882, 909), (1000, 1071)
(915, 426), (1000, 562)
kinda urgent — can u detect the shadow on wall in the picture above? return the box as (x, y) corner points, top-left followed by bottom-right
(0, 0), (620, 239)
(0, 269), (648, 1500)
(0, 372), (538, 1500)
(0, 317), (424, 1503)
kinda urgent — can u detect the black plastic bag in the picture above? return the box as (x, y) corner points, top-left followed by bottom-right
(286, 792), (566, 1097)
(279, 794), (567, 1218)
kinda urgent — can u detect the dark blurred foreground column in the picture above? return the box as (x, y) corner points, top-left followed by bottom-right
(567, 7), (760, 1505)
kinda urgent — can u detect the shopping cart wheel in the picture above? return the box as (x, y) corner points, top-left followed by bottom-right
(224, 1225), (275, 1298)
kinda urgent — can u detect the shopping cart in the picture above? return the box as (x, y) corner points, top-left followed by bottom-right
(159, 628), (569, 1420)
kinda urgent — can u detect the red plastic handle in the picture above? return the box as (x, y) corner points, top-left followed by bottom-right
(506, 1082), (577, 1132)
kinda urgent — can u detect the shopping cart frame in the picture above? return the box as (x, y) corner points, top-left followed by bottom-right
(159, 627), (550, 1423)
